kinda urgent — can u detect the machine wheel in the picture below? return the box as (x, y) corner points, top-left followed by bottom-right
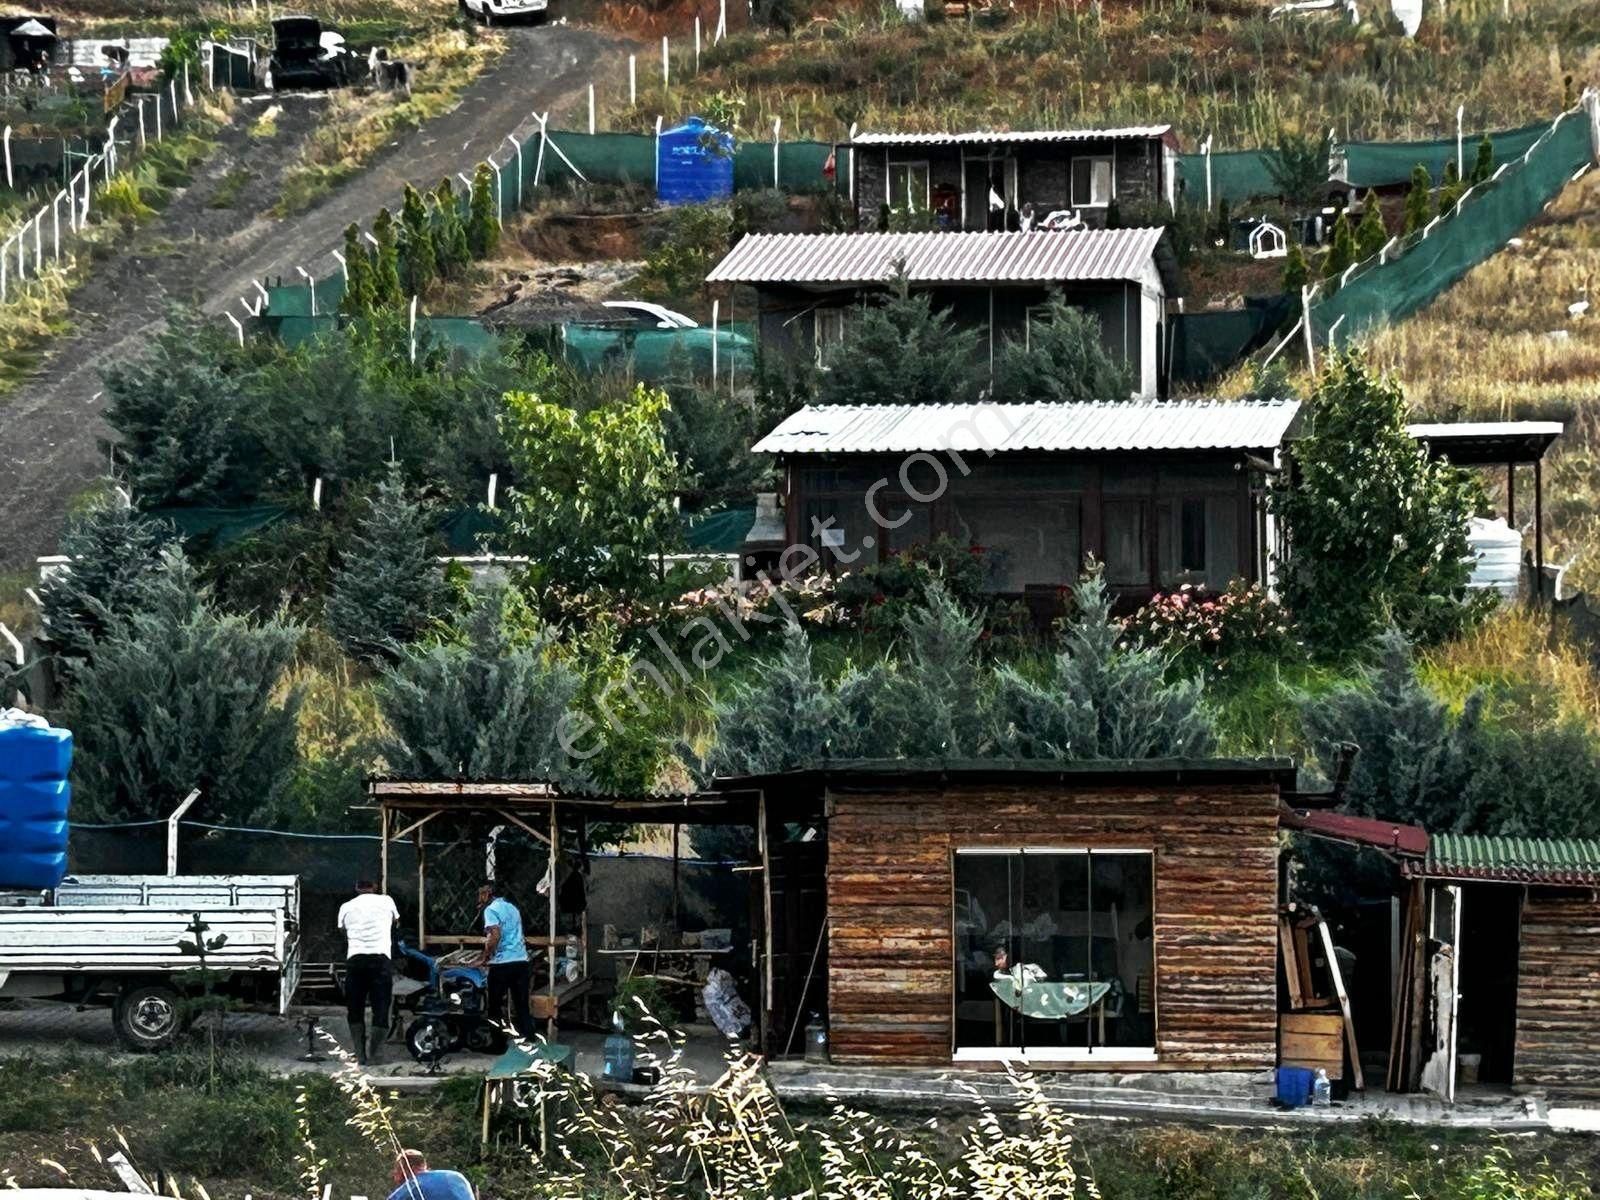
(465, 1023), (506, 1055)
(406, 1016), (457, 1063)
(113, 983), (184, 1052)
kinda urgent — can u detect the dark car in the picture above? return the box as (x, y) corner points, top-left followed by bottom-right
(264, 15), (353, 90)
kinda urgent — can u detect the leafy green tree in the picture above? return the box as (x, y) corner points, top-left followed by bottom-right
(398, 183), (436, 297)
(57, 550), (304, 823)
(374, 586), (588, 783)
(1281, 240), (1310, 293)
(1322, 210), (1355, 281)
(1403, 165), (1432, 235)
(1266, 128), (1332, 206)
(339, 223), (375, 319)
(432, 178), (471, 277)
(1470, 134), (1494, 185)
(37, 498), (172, 674)
(1355, 190), (1388, 260)
(500, 384), (682, 593)
(1436, 160), (1467, 215)
(1269, 349), (1488, 651)
(326, 465), (451, 662)
(816, 268), (983, 407)
(371, 207), (404, 306)
(991, 570), (1215, 760)
(467, 161), (500, 259)
(661, 377), (781, 510)
(993, 294), (1134, 402)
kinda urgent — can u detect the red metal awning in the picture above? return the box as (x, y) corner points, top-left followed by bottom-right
(1280, 806), (1429, 858)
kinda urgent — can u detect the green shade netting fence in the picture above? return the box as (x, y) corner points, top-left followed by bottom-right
(1177, 149), (1278, 207)
(683, 504), (755, 553)
(1311, 109), (1594, 348)
(503, 128), (841, 195)
(562, 322), (756, 379)
(146, 504), (290, 547)
(1169, 295), (1296, 387)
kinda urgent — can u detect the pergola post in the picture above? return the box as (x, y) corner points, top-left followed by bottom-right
(416, 825), (427, 948)
(1534, 456), (1545, 601)
(1506, 461), (1515, 526)
(380, 805), (390, 895)
(547, 800), (558, 1042)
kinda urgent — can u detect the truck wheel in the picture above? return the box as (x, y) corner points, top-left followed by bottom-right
(114, 983), (184, 1052)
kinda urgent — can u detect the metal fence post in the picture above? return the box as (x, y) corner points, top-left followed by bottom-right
(662, 36), (669, 88)
(506, 135), (523, 211)
(629, 55), (636, 107)
(2, 125), (10, 189)
(588, 84), (595, 135)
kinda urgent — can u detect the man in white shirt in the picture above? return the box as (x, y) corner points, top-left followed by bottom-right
(337, 879), (399, 1065)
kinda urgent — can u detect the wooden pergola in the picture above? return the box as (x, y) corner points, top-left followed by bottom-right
(366, 779), (760, 1038)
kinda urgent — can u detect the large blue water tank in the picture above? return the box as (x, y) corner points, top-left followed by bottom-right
(0, 716), (72, 891)
(657, 117), (735, 206)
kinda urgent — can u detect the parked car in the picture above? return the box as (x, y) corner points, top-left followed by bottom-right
(563, 301), (755, 379)
(458, 0), (549, 25)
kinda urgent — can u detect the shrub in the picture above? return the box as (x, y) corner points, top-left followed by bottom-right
(633, 203), (733, 305)
(1267, 127), (1332, 206)
(370, 206), (404, 306)
(815, 266), (983, 406)
(993, 293), (1134, 402)
(398, 182), (436, 296)
(467, 160), (500, 259)
(1124, 581), (1297, 674)
(1403, 164), (1432, 234)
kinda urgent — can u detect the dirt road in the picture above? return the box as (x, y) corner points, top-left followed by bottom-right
(0, 24), (630, 572)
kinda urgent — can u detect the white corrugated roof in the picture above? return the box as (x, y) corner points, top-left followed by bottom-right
(706, 229), (1170, 287)
(849, 126), (1172, 147)
(1406, 421), (1564, 440)
(752, 401), (1303, 456)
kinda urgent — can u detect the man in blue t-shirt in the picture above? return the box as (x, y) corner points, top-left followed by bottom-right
(386, 1150), (473, 1200)
(475, 880), (534, 1040)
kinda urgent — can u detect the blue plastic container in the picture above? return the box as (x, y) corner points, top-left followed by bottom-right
(0, 717), (73, 891)
(657, 117), (735, 206)
(1275, 1066), (1316, 1108)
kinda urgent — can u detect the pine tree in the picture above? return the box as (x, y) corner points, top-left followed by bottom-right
(993, 293), (1135, 402)
(467, 161), (500, 259)
(1403, 165), (1432, 235)
(1322, 209), (1355, 281)
(339, 223), (375, 319)
(1471, 134), (1494, 185)
(707, 621), (856, 776)
(433, 178), (471, 277)
(1281, 240), (1310, 293)
(1355, 190), (1388, 260)
(865, 581), (991, 758)
(991, 569), (1215, 760)
(37, 498), (172, 674)
(1436, 160), (1466, 215)
(57, 549), (304, 823)
(398, 183), (436, 298)
(370, 207), (404, 307)
(326, 465), (450, 663)
(374, 584), (589, 784)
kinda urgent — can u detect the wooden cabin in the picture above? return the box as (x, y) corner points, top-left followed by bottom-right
(722, 760), (1296, 1072)
(705, 228), (1180, 397)
(842, 127), (1180, 231)
(748, 399), (1300, 610)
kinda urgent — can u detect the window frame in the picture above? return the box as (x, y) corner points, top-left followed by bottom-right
(950, 845), (1158, 1065)
(1070, 154), (1115, 209)
(885, 159), (932, 213)
(813, 307), (849, 369)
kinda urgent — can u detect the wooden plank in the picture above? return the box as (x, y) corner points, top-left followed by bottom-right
(1279, 917), (1305, 1009)
(1317, 915), (1363, 1091)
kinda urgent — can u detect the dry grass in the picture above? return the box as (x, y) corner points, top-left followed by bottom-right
(602, 0), (1600, 147)
(50, 0), (450, 42)
(1420, 604), (1600, 731)
(273, 27), (500, 217)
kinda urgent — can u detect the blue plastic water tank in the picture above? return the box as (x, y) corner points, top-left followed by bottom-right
(0, 716), (73, 891)
(1275, 1065), (1316, 1107)
(656, 117), (735, 206)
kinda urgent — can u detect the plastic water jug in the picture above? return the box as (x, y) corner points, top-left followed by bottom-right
(602, 1011), (635, 1082)
(1313, 1069), (1332, 1107)
(0, 714), (72, 891)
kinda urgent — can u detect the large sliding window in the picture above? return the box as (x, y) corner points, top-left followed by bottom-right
(953, 848), (1155, 1060)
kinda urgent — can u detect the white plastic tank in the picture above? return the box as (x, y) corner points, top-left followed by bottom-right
(1466, 517), (1522, 599)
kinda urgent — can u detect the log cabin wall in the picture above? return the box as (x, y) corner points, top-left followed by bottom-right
(825, 780), (1281, 1069)
(1514, 890), (1600, 1097)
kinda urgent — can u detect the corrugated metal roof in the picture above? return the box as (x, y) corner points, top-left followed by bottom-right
(1407, 421), (1565, 440)
(1406, 421), (1564, 466)
(1410, 834), (1600, 885)
(849, 125), (1173, 147)
(751, 400), (1302, 456)
(1280, 807), (1428, 857)
(705, 228), (1169, 287)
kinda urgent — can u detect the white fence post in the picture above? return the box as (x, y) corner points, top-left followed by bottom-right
(588, 83), (595, 135)
(488, 155), (503, 224)
(694, 18), (701, 72)
(506, 135), (523, 211)
(654, 115), (662, 188)
(629, 54), (636, 107)
(169, 78), (178, 124)
(138, 98), (147, 148)
(711, 298), (719, 389)
(51, 193), (62, 260)
(2, 125), (10, 189)
(155, 92), (163, 141)
(662, 36), (669, 88)
(1, 244), (7, 303)
(408, 295), (418, 364)
(717, 0), (727, 42)
(226, 313), (244, 346)
(32, 209), (42, 272)
(773, 117), (781, 188)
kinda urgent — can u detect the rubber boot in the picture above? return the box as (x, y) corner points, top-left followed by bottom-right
(350, 1019), (368, 1065)
(367, 1024), (384, 1067)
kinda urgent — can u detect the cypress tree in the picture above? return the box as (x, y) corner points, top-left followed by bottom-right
(1355, 190), (1388, 260)
(339, 222), (375, 318)
(1436, 160), (1466, 215)
(1282, 240), (1310, 293)
(1403, 165), (1432, 235)
(371, 207), (403, 306)
(707, 621), (857, 776)
(1471, 134), (1494, 185)
(398, 183), (436, 297)
(326, 464), (451, 663)
(433, 178), (471, 276)
(467, 161), (500, 259)
(1322, 209), (1356, 281)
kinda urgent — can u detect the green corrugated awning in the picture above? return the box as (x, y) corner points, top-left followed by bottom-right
(1413, 833), (1600, 886)
(682, 505), (754, 554)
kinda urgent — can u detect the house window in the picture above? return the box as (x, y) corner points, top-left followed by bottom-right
(950, 495), (1081, 592)
(1103, 499), (1147, 587)
(1070, 156), (1114, 208)
(1157, 495), (1241, 590)
(953, 848), (1156, 1060)
(1180, 498), (1207, 574)
(887, 161), (931, 212)
(814, 308), (848, 367)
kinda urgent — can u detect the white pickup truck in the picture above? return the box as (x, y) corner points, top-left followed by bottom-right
(0, 874), (301, 1051)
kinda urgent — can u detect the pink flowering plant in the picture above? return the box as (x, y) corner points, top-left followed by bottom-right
(1123, 580), (1298, 673)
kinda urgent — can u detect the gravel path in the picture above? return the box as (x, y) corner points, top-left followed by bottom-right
(0, 24), (631, 572)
